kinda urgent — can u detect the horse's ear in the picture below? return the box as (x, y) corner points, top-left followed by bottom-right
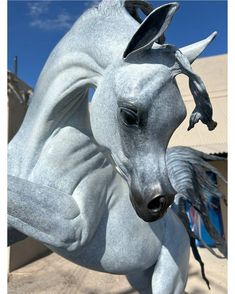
(180, 32), (217, 64)
(123, 2), (179, 60)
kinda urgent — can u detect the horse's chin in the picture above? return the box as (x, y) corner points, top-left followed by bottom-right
(135, 207), (168, 223)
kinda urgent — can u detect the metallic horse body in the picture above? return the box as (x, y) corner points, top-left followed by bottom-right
(8, 1), (226, 293)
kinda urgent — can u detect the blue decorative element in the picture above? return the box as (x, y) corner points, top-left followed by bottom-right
(186, 172), (224, 247)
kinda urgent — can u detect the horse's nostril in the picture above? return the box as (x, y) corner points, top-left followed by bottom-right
(147, 195), (166, 212)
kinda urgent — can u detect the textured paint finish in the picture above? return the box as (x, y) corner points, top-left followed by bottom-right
(8, 1), (223, 293)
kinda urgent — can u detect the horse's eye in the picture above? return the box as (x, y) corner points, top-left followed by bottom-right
(120, 108), (138, 127)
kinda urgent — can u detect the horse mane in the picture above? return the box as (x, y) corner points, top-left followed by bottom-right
(167, 146), (227, 289)
(167, 146), (227, 258)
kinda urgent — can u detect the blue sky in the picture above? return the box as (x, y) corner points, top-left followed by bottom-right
(8, 0), (227, 88)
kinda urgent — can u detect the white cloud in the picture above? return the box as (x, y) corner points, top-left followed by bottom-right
(28, 2), (74, 31)
(27, 2), (50, 17)
(30, 11), (73, 30)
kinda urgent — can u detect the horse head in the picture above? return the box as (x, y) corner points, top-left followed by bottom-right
(90, 2), (217, 222)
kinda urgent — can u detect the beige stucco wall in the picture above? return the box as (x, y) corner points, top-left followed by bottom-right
(8, 72), (32, 142)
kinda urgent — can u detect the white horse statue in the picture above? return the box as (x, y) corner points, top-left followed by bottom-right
(8, 1), (226, 293)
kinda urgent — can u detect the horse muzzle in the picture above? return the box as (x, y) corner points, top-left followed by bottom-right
(130, 192), (175, 222)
